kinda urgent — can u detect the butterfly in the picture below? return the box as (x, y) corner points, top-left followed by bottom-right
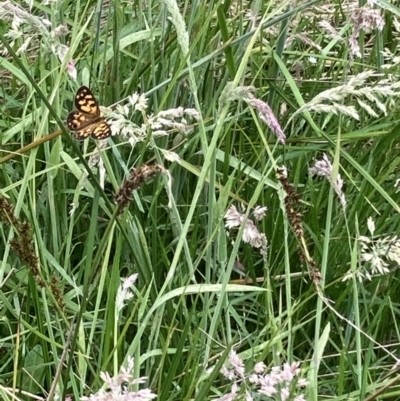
(66, 86), (111, 140)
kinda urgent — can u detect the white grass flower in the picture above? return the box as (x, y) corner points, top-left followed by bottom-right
(116, 103), (130, 117)
(388, 245), (400, 265)
(225, 205), (267, 251)
(128, 93), (140, 107)
(136, 94), (148, 111)
(296, 378), (309, 387)
(214, 383), (238, 401)
(351, 5), (385, 33)
(104, 107), (146, 142)
(153, 130), (169, 136)
(281, 362), (300, 382)
(217, 352), (308, 401)
(51, 44), (77, 81)
(291, 70), (400, 121)
(342, 268), (371, 283)
(221, 366), (236, 381)
(150, 107), (198, 135)
(224, 205), (244, 229)
(362, 246), (390, 276)
(345, 219), (399, 282)
(367, 216), (375, 235)
(258, 376), (278, 397)
(4, 28), (23, 41)
(0, 1), (64, 60)
(16, 35), (32, 54)
(262, 374), (279, 388)
(184, 108), (200, 120)
(161, 149), (180, 163)
(254, 362), (266, 374)
(88, 143), (107, 170)
(229, 350), (245, 379)
(67, 59), (77, 81)
(116, 274), (138, 314)
(148, 116), (162, 130)
(50, 24), (69, 38)
(248, 374), (259, 384)
(331, 173), (346, 210)
(98, 155), (106, 189)
(349, 5), (384, 58)
(245, 96), (286, 144)
(157, 107), (184, 119)
(69, 202), (78, 216)
(219, 84), (286, 144)
(309, 154), (346, 209)
(221, 351), (245, 380)
(82, 356), (156, 401)
(127, 94), (139, 105)
(357, 99), (379, 117)
(309, 154), (332, 177)
(41, 18), (52, 28)
(318, 20), (343, 41)
(243, 222), (267, 249)
(349, 35), (360, 58)
(154, 117), (173, 128)
(281, 387), (290, 401)
(287, 33), (321, 51)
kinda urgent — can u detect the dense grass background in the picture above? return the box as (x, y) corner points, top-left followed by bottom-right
(1, 0), (400, 400)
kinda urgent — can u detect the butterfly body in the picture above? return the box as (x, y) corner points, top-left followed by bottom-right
(67, 86), (111, 140)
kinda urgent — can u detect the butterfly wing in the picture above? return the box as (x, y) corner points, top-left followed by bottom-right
(73, 123), (97, 140)
(67, 110), (93, 131)
(74, 86), (101, 117)
(90, 120), (112, 140)
(66, 86), (111, 140)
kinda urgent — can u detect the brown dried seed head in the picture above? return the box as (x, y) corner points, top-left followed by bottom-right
(115, 163), (165, 214)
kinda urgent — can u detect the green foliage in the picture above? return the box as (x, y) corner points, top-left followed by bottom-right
(1, 0), (400, 400)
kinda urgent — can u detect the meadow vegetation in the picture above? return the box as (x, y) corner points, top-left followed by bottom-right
(1, 0), (400, 400)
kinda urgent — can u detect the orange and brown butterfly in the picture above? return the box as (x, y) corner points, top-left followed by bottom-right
(66, 86), (112, 140)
